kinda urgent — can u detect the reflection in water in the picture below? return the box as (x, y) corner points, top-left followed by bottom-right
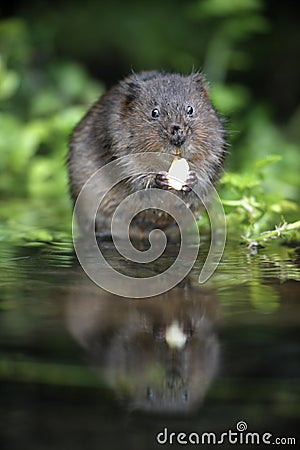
(1, 238), (300, 449)
(65, 278), (220, 414)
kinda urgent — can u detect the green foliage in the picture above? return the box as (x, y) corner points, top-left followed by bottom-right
(0, 3), (299, 247)
(190, 0), (268, 82)
(0, 19), (103, 202)
(219, 156), (300, 244)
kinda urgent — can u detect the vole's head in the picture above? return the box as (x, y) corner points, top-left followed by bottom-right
(118, 71), (225, 166)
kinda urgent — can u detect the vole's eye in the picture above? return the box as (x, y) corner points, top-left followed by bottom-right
(151, 108), (160, 119)
(186, 105), (194, 116)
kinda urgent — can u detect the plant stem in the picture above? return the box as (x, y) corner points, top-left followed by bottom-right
(242, 220), (300, 244)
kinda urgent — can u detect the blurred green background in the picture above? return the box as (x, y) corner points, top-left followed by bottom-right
(0, 0), (299, 241)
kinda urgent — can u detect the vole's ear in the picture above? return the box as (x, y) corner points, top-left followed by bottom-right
(192, 73), (210, 98)
(121, 81), (141, 109)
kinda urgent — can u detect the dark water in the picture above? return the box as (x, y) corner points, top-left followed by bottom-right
(1, 237), (300, 449)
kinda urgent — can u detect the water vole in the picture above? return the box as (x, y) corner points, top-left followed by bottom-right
(68, 71), (226, 239)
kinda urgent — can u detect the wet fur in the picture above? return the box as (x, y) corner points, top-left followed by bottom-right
(68, 71), (226, 238)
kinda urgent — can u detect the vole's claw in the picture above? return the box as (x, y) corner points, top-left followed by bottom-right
(182, 170), (197, 192)
(155, 171), (171, 190)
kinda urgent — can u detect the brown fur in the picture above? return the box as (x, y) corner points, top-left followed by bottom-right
(68, 71), (226, 238)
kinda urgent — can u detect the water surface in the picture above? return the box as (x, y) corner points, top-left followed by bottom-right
(1, 237), (299, 449)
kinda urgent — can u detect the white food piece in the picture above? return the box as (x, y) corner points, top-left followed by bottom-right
(165, 321), (187, 349)
(168, 157), (189, 190)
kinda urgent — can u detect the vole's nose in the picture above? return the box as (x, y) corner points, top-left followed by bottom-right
(170, 123), (186, 146)
(170, 124), (183, 137)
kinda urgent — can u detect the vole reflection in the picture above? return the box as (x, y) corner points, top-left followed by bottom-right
(65, 280), (220, 414)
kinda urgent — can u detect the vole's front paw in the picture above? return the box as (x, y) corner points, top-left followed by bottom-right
(155, 171), (170, 190)
(182, 170), (197, 192)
